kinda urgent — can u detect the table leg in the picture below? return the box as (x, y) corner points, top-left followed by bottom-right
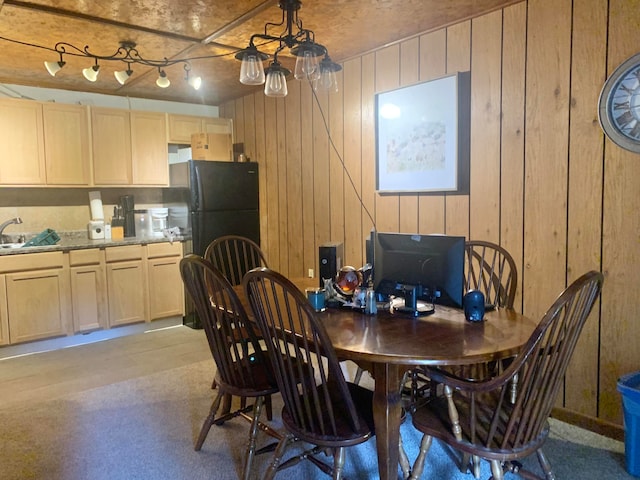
(372, 362), (403, 480)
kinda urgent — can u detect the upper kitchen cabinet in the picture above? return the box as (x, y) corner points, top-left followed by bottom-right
(130, 111), (168, 185)
(0, 98), (46, 185)
(91, 107), (132, 185)
(42, 103), (91, 185)
(167, 114), (232, 144)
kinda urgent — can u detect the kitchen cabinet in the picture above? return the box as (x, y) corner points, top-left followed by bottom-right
(167, 114), (232, 144)
(69, 249), (107, 332)
(146, 242), (184, 320)
(130, 111), (169, 185)
(42, 103), (91, 185)
(0, 276), (8, 346)
(91, 107), (132, 185)
(0, 251), (71, 344)
(0, 98), (46, 185)
(105, 245), (148, 326)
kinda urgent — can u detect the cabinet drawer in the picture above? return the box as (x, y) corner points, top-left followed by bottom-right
(147, 242), (182, 259)
(0, 251), (64, 273)
(105, 245), (143, 263)
(69, 248), (103, 266)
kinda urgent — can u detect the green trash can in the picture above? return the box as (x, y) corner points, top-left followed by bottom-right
(618, 371), (640, 477)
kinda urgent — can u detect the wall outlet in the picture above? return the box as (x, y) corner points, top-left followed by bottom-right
(308, 268), (314, 278)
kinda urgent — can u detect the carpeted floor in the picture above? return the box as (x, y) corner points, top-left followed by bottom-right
(0, 354), (633, 480)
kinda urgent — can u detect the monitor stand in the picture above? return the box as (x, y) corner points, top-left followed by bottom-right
(391, 285), (435, 317)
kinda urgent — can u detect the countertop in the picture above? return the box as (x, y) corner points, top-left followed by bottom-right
(0, 230), (189, 256)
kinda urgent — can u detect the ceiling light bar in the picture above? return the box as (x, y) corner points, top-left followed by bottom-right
(236, 0), (342, 97)
(43, 41), (202, 90)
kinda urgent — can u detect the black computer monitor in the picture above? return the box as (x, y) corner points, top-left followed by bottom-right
(373, 232), (465, 309)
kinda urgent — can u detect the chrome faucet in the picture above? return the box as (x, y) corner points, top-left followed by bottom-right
(0, 217), (23, 243)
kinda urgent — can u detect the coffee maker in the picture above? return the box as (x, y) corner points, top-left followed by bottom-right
(120, 195), (136, 237)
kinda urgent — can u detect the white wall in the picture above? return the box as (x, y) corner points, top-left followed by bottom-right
(0, 83), (219, 116)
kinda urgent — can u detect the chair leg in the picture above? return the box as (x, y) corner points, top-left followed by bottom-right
(265, 393), (273, 421)
(536, 449), (556, 480)
(195, 391), (223, 451)
(398, 434), (411, 479)
(490, 459), (505, 480)
(264, 435), (294, 480)
(408, 435), (432, 480)
(332, 447), (345, 480)
(241, 396), (264, 480)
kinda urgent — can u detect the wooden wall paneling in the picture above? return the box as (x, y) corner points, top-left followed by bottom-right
(284, 81), (304, 277)
(263, 96), (280, 271)
(523, 0), (572, 323)
(242, 95), (256, 161)
(253, 92), (268, 252)
(361, 53), (377, 248)
(500, 2), (526, 311)
(234, 98), (245, 146)
(398, 38), (420, 234)
(374, 44), (401, 232)
(343, 58), (365, 266)
(418, 30), (447, 234)
(564, 0), (607, 417)
(600, 0), (640, 424)
(312, 87), (332, 257)
(300, 83), (316, 277)
(329, 69), (346, 254)
(276, 98), (289, 275)
(445, 21), (471, 238)
(469, 12), (503, 242)
(224, 101), (236, 142)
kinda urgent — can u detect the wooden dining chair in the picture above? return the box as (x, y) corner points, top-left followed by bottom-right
(407, 270), (604, 480)
(179, 255), (281, 480)
(243, 267), (380, 480)
(464, 240), (517, 310)
(204, 235), (268, 286)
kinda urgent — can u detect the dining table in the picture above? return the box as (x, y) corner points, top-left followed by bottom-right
(240, 277), (538, 480)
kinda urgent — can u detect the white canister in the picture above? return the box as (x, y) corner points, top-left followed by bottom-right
(149, 208), (168, 237)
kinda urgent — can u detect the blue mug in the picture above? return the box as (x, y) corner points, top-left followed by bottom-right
(464, 290), (485, 322)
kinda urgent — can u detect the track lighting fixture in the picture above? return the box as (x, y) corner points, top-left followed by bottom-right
(41, 40), (203, 90)
(236, 0), (341, 97)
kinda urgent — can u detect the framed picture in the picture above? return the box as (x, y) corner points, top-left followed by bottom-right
(375, 72), (470, 194)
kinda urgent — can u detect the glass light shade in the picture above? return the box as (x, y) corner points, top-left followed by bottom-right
(188, 75), (202, 90)
(294, 50), (319, 80)
(114, 69), (133, 85)
(315, 68), (339, 93)
(156, 72), (170, 88)
(82, 65), (100, 82)
(264, 70), (288, 97)
(239, 54), (266, 85)
(44, 61), (64, 77)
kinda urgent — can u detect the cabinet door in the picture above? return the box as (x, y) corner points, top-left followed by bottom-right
(131, 111), (168, 185)
(167, 114), (203, 143)
(0, 98), (46, 185)
(71, 265), (107, 332)
(203, 117), (233, 135)
(148, 256), (184, 319)
(43, 103), (91, 185)
(6, 268), (71, 344)
(0, 276), (8, 346)
(92, 107), (132, 185)
(106, 260), (147, 326)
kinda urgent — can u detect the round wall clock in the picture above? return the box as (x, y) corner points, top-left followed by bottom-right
(598, 52), (640, 153)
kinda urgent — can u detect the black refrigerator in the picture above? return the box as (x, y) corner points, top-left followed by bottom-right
(169, 160), (260, 327)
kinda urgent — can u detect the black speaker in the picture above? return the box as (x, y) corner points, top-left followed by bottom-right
(319, 242), (343, 288)
(463, 290), (485, 322)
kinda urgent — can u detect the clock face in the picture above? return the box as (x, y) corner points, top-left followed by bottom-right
(599, 52), (640, 153)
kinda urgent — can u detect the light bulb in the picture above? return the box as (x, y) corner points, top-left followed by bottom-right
(240, 54), (265, 85)
(156, 71), (170, 88)
(188, 75), (202, 90)
(294, 50), (319, 80)
(264, 70), (288, 97)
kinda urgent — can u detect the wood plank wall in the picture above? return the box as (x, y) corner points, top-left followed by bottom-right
(221, 0), (640, 427)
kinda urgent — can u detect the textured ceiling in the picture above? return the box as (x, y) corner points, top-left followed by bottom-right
(0, 0), (520, 105)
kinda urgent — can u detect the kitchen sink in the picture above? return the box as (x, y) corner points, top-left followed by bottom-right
(0, 243), (25, 249)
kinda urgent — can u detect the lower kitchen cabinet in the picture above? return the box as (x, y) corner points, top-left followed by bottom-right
(105, 245), (148, 327)
(0, 251), (72, 344)
(0, 276), (8, 346)
(69, 249), (107, 332)
(147, 242), (184, 320)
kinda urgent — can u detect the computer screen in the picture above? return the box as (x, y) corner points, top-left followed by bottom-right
(373, 232), (465, 308)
